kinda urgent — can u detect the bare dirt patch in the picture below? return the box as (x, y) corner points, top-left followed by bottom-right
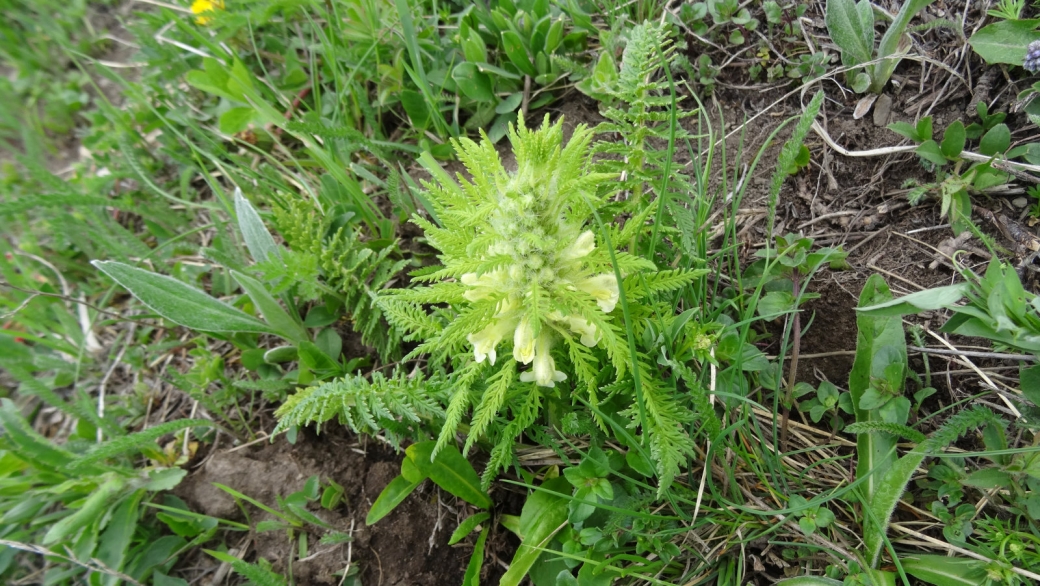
(176, 428), (506, 585)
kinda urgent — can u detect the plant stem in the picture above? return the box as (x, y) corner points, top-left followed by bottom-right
(780, 270), (802, 452)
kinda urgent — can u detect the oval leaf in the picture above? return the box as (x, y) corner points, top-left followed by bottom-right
(941, 120), (966, 159)
(93, 261), (275, 334)
(366, 475), (422, 525)
(980, 123), (1011, 156)
(501, 30), (536, 76)
(968, 20), (1040, 66)
(501, 476), (571, 586)
(452, 63), (495, 102)
(407, 442), (491, 509)
(855, 283), (969, 316)
(234, 188), (279, 264)
(901, 555), (988, 585)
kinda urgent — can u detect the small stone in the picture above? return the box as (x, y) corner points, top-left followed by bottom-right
(1013, 197), (1029, 208)
(873, 94), (894, 127)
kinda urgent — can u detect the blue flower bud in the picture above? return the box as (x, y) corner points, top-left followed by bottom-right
(1025, 40), (1040, 73)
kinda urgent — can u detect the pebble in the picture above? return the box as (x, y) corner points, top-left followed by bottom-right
(1013, 197), (1029, 208)
(873, 94), (893, 127)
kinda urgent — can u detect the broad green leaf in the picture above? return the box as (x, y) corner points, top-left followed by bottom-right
(544, 18), (564, 52)
(234, 188), (279, 264)
(226, 58), (258, 100)
(593, 50), (617, 84)
(864, 449), (925, 567)
(461, 525), (489, 586)
(916, 140), (948, 166)
(968, 19), (1040, 65)
(576, 553), (620, 586)
(901, 555), (988, 585)
(941, 120), (966, 159)
(407, 442), (491, 509)
(184, 58), (239, 102)
(871, 0), (937, 92)
(230, 270), (307, 343)
(856, 283), (968, 316)
(555, 570), (579, 586)
(972, 166), (1010, 191)
(757, 290), (795, 318)
(1021, 363), (1040, 407)
(949, 189), (972, 236)
(400, 90), (430, 128)
(96, 491), (143, 586)
(496, 92), (524, 114)
(0, 399), (77, 471)
(888, 121), (921, 142)
(916, 116), (934, 141)
(153, 573), (190, 586)
(499, 514), (521, 537)
(43, 477), (126, 544)
(461, 29), (488, 64)
(449, 512), (491, 545)
(219, 107), (254, 134)
(980, 123), (1011, 156)
(452, 62), (495, 102)
(141, 468), (189, 491)
(93, 261), (275, 334)
(849, 275), (906, 506)
(366, 475), (422, 525)
(127, 535), (187, 580)
(400, 454), (425, 483)
(501, 476), (571, 586)
(502, 30), (536, 76)
(961, 468), (1012, 488)
(297, 341), (340, 372)
(825, 0), (875, 65)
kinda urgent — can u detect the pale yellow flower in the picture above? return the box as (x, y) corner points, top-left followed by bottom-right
(461, 271), (507, 302)
(560, 230), (596, 261)
(467, 316), (516, 365)
(513, 317), (536, 364)
(191, 0), (224, 25)
(518, 332), (567, 387)
(575, 274), (620, 313)
(561, 315), (600, 347)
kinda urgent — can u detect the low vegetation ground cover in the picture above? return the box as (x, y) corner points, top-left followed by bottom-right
(3, 0), (1040, 584)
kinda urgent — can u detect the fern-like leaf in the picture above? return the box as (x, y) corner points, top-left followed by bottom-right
(273, 371), (447, 448)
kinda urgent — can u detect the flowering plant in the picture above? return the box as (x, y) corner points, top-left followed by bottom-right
(190, 0), (223, 25)
(381, 114), (705, 488)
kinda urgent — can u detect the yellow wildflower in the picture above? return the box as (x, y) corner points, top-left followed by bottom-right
(191, 0), (224, 25)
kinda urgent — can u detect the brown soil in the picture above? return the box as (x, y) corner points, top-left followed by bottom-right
(175, 427), (508, 586)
